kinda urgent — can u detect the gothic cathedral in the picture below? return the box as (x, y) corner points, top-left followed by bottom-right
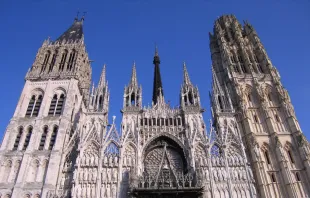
(0, 15), (309, 198)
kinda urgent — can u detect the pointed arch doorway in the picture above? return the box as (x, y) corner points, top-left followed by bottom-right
(129, 136), (203, 198)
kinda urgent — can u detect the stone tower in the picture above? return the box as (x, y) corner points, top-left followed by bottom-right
(0, 16), (94, 197)
(209, 15), (310, 198)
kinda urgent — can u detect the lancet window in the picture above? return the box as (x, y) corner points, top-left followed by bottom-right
(295, 172), (301, 181)
(287, 149), (295, 164)
(48, 50), (58, 73)
(270, 173), (276, 183)
(59, 50), (68, 71)
(41, 51), (51, 73)
(38, 126), (48, 150)
(25, 94), (43, 117)
(22, 126), (33, 151)
(12, 127), (23, 150)
(67, 49), (76, 71)
(48, 93), (65, 116)
(264, 150), (271, 164)
(48, 126), (58, 150)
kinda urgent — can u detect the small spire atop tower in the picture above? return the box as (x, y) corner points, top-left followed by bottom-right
(129, 61), (138, 87)
(98, 64), (106, 88)
(152, 46), (164, 104)
(183, 61), (192, 85)
(153, 44), (160, 64)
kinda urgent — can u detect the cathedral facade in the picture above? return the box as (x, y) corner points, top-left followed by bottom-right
(0, 15), (309, 198)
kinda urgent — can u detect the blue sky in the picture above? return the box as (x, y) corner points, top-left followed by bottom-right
(0, 0), (309, 141)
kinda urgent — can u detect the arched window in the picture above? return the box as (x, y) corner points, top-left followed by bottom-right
(267, 93), (272, 102)
(22, 126), (33, 151)
(295, 172), (301, 181)
(38, 126), (48, 150)
(48, 95), (57, 116)
(240, 63), (247, 73)
(257, 64), (264, 73)
(264, 150), (271, 164)
(177, 118), (181, 126)
(48, 126), (58, 150)
(218, 95), (223, 110)
(271, 173), (276, 183)
(55, 94), (65, 115)
(48, 50), (58, 73)
(41, 51), (51, 73)
(254, 54), (259, 63)
(99, 95), (103, 110)
(188, 93), (193, 105)
(26, 95), (43, 117)
(275, 114), (280, 122)
(13, 127), (23, 150)
(287, 150), (295, 164)
(59, 50), (68, 71)
(247, 94), (252, 102)
(67, 50), (76, 71)
(48, 94), (65, 116)
(253, 115), (259, 123)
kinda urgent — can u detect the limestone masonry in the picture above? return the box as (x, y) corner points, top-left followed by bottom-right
(0, 15), (309, 198)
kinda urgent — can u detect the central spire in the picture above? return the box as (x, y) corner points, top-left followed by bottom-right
(152, 45), (164, 104)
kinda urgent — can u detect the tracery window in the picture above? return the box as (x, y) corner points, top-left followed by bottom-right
(25, 95), (43, 117)
(41, 51), (51, 73)
(13, 127), (23, 150)
(49, 50), (58, 73)
(59, 50), (68, 71)
(22, 126), (33, 151)
(67, 49), (76, 71)
(48, 126), (58, 150)
(38, 126), (48, 150)
(48, 93), (65, 116)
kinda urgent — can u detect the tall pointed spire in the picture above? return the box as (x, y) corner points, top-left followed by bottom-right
(129, 61), (138, 87)
(183, 62), (192, 85)
(56, 16), (84, 43)
(152, 45), (164, 104)
(98, 64), (106, 87)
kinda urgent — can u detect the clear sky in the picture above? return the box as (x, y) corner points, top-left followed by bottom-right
(0, 0), (309, 141)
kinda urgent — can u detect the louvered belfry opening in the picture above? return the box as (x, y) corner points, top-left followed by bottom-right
(39, 126), (48, 150)
(48, 95), (58, 116)
(48, 94), (65, 116)
(48, 126), (58, 150)
(22, 127), (33, 151)
(13, 127), (23, 150)
(26, 96), (36, 117)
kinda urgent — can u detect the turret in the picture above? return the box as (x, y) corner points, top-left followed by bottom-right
(180, 62), (201, 108)
(25, 16), (92, 103)
(123, 62), (142, 110)
(88, 65), (109, 113)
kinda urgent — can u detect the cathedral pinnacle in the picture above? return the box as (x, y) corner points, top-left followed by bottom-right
(129, 61), (138, 87)
(183, 61), (192, 85)
(152, 46), (164, 105)
(98, 64), (106, 88)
